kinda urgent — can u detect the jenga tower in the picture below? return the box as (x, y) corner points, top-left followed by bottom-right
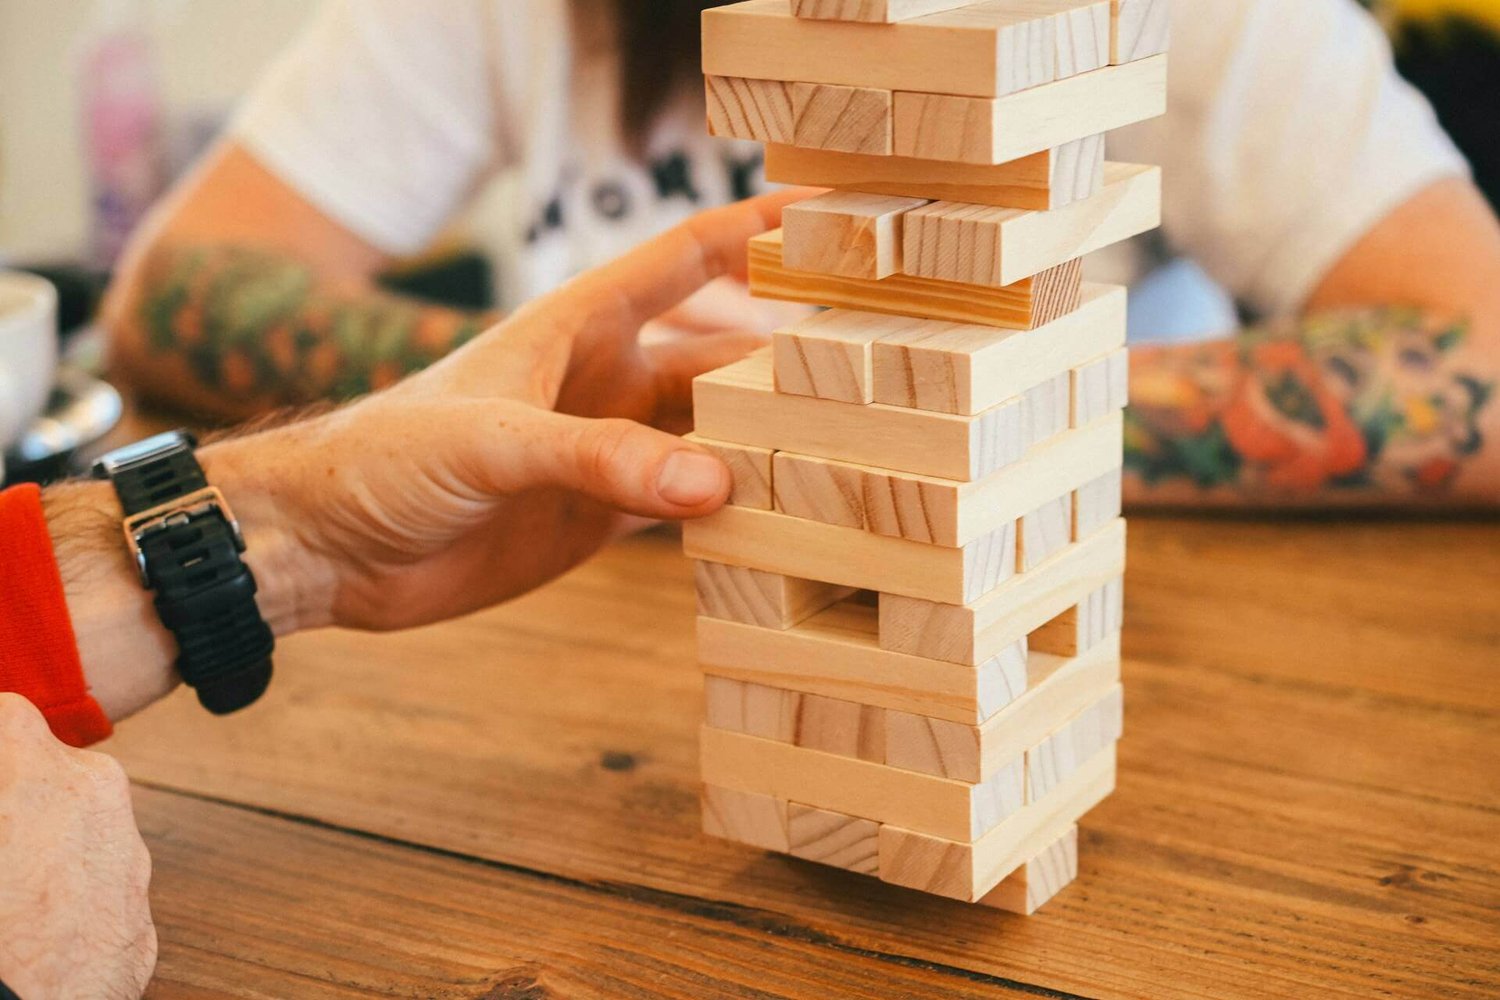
(685, 0), (1168, 913)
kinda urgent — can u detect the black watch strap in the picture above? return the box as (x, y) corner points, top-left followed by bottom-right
(0, 976), (22, 1000)
(94, 432), (273, 715)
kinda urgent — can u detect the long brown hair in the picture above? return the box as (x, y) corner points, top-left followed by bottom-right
(611, 1), (734, 146)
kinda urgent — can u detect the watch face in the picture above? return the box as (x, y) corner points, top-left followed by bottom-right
(95, 430), (190, 476)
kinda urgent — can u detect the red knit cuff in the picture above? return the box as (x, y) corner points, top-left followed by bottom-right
(0, 483), (113, 747)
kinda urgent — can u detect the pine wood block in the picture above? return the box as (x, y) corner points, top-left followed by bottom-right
(1018, 492), (1073, 572)
(705, 76), (794, 145)
(902, 163), (1162, 286)
(684, 435), (772, 510)
(870, 283), (1125, 416)
(1073, 467), (1122, 540)
(1023, 371), (1072, 448)
(686, 504), (1017, 604)
(782, 193), (926, 282)
(977, 824), (1078, 913)
(1112, 0), (1170, 64)
(791, 0), (980, 23)
(700, 725), (1023, 841)
(749, 230), (1084, 331)
(877, 744), (1114, 900)
(694, 349), (1026, 481)
(880, 517), (1126, 664)
(1029, 577), (1123, 656)
(704, 0), (1109, 99)
(787, 804), (879, 874)
(770, 311), (930, 406)
(704, 675), (798, 741)
(1072, 346), (1130, 427)
(763, 136), (1105, 211)
(882, 633), (1120, 782)
(701, 784), (789, 852)
(704, 676), (887, 761)
(892, 55), (1168, 164)
(694, 560), (854, 629)
(774, 451), (867, 529)
(1027, 684), (1123, 802)
(698, 601), (1029, 725)
(792, 82), (894, 155)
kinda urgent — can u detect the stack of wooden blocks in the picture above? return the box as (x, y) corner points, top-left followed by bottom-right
(684, 0), (1167, 913)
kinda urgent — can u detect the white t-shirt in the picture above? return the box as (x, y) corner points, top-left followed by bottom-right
(232, 0), (1469, 339)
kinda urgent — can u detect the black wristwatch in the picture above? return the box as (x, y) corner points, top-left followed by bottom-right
(92, 431), (274, 714)
(0, 975), (21, 1000)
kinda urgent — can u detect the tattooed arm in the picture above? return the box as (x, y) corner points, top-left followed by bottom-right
(1126, 178), (1500, 508)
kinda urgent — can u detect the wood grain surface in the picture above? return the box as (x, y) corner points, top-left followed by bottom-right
(108, 517), (1500, 998)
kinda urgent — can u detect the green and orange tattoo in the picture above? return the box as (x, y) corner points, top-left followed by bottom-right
(1125, 308), (1495, 500)
(139, 245), (491, 404)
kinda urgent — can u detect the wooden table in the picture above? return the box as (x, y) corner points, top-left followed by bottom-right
(102, 516), (1500, 999)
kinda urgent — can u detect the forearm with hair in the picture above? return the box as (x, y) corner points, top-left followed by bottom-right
(129, 243), (495, 410)
(1124, 307), (1498, 507)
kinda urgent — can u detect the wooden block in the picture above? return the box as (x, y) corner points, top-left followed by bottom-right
(787, 804), (880, 874)
(791, 0), (979, 22)
(901, 164), (1161, 286)
(774, 451), (867, 528)
(694, 560), (853, 629)
(695, 349), (1026, 481)
(685, 435), (772, 510)
(1072, 347), (1129, 427)
(686, 504), (1017, 604)
(704, 0), (1109, 99)
(750, 230), (1084, 332)
(882, 633), (1120, 782)
(798, 693), (887, 761)
(1073, 467), (1122, 540)
(772, 309), (904, 404)
(700, 725), (1022, 841)
(699, 602), (1029, 725)
(763, 138), (1105, 212)
(782, 193), (926, 282)
(1027, 685), (1123, 802)
(1029, 577), (1123, 656)
(977, 824), (1078, 914)
(792, 82), (894, 155)
(1023, 371), (1072, 448)
(892, 55), (1168, 164)
(870, 283), (1125, 416)
(703, 675), (799, 740)
(877, 744), (1114, 901)
(704, 676), (886, 761)
(701, 784), (789, 852)
(1018, 493), (1073, 572)
(705, 75), (794, 144)
(880, 517), (1126, 664)
(1111, 0), (1170, 64)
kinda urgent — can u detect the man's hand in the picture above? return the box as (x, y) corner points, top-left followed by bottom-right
(0, 695), (156, 999)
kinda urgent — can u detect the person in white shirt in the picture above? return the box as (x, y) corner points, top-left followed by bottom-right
(103, 0), (1500, 506)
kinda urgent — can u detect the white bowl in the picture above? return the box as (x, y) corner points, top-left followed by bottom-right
(0, 271), (59, 478)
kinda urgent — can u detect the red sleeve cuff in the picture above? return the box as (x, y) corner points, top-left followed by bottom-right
(0, 483), (113, 747)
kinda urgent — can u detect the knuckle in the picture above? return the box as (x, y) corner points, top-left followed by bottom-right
(0, 692), (47, 739)
(78, 749), (133, 797)
(579, 419), (640, 486)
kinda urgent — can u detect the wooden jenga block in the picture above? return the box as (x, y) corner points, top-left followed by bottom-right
(705, 75), (795, 145)
(883, 633), (1120, 782)
(1072, 347), (1130, 427)
(799, 692), (888, 760)
(750, 231), (1084, 331)
(704, 675), (800, 741)
(684, 435), (772, 510)
(787, 804), (880, 874)
(892, 55), (1167, 164)
(705, 676), (887, 761)
(695, 350), (1026, 481)
(977, 823), (1078, 913)
(791, 0), (978, 22)
(870, 283), (1125, 416)
(792, 82), (894, 155)
(782, 193), (927, 282)
(880, 518), (1125, 664)
(1029, 577), (1124, 656)
(1018, 492), (1073, 572)
(878, 745), (1115, 901)
(772, 310), (902, 404)
(686, 505), (1018, 604)
(1027, 685), (1123, 802)
(1023, 372), (1072, 448)
(763, 137), (1105, 212)
(902, 164), (1162, 286)
(1111, 0), (1170, 64)
(694, 560), (854, 629)
(1073, 467), (1122, 540)
(699, 600), (1029, 725)
(774, 451), (867, 529)
(700, 725), (1024, 841)
(704, 0), (1109, 99)
(702, 784), (789, 851)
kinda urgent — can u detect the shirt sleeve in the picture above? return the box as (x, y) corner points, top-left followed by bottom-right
(0, 485), (112, 748)
(1108, 0), (1472, 317)
(230, 0), (501, 256)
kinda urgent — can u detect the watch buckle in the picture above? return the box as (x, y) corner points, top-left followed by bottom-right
(122, 486), (245, 587)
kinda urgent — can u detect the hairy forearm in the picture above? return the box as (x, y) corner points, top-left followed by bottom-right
(108, 242), (496, 420)
(1123, 306), (1499, 508)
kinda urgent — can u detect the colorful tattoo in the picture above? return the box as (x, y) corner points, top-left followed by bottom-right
(138, 245), (490, 403)
(1124, 308), (1495, 497)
